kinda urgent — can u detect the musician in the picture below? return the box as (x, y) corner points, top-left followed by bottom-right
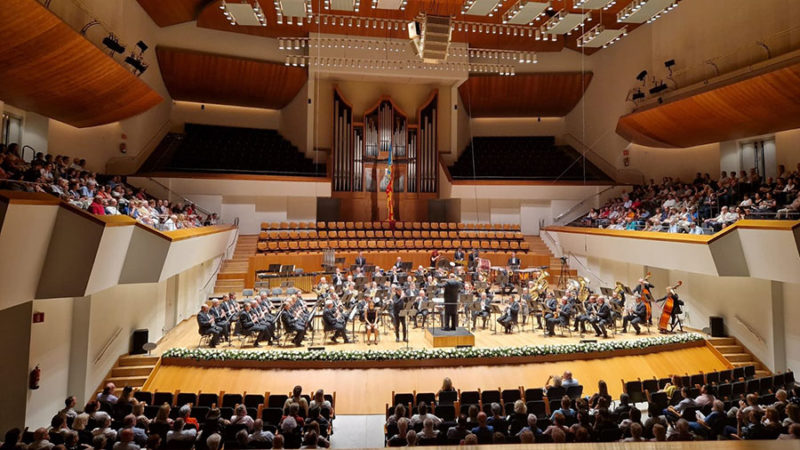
(472, 292), (491, 330)
(197, 304), (222, 348)
(355, 252), (367, 267)
(442, 273), (462, 331)
(281, 301), (306, 346)
(430, 250), (441, 268)
(241, 302), (269, 347)
(507, 251), (520, 269)
(322, 300), (349, 344)
(610, 292), (625, 320)
(391, 286), (408, 342)
(633, 277), (655, 324)
(622, 296), (648, 335)
(591, 296), (612, 338)
(454, 247), (466, 266)
(413, 289), (430, 328)
(657, 289), (685, 331)
(574, 295), (597, 334)
(496, 296), (520, 334)
(353, 267), (365, 279)
(543, 293), (559, 321)
(468, 248), (480, 271)
(332, 268), (345, 287)
(393, 257), (403, 270)
(364, 298), (379, 345)
(388, 267), (401, 285)
(221, 294), (240, 317)
(546, 298), (573, 337)
(209, 299), (231, 343)
(522, 288), (543, 330)
(316, 277), (331, 299)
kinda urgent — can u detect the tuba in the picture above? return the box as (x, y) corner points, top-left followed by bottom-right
(534, 271), (549, 294)
(578, 277), (591, 302)
(614, 281), (626, 297)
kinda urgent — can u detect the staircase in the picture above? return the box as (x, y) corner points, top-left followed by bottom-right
(524, 235), (577, 283)
(708, 336), (772, 378)
(212, 235), (258, 296)
(97, 354), (160, 397)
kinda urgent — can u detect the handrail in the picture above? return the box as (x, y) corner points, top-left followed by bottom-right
(143, 177), (212, 217)
(106, 120), (174, 174)
(552, 185), (619, 225)
(200, 224), (240, 293)
(734, 315), (766, 346)
(94, 326), (122, 365)
(562, 132), (646, 185)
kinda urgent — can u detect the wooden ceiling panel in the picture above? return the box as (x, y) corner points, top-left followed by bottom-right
(458, 72), (592, 117)
(194, 0), (642, 53)
(156, 47), (307, 109)
(0, 0), (163, 128)
(135, 0), (212, 27)
(616, 60), (800, 148)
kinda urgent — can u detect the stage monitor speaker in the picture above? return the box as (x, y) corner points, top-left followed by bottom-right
(710, 316), (725, 337)
(131, 329), (148, 355)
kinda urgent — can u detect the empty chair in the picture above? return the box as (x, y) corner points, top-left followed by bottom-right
(416, 392), (436, 407)
(153, 392), (174, 406)
(134, 391), (153, 404)
(435, 404), (456, 422)
(268, 394), (288, 408)
(244, 394), (264, 408)
(524, 388), (544, 402)
(197, 393), (218, 408)
(565, 385), (583, 399)
(393, 392), (414, 408)
(526, 400), (548, 419)
(460, 390), (479, 406)
(501, 389), (521, 404)
(438, 390), (458, 405)
(481, 389), (501, 405)
(176, 392), (197, 407)
(221, 393), (242, 408)
(623, 380), (645, 404)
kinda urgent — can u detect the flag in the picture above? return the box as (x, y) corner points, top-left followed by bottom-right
(386, 146), (394, 223)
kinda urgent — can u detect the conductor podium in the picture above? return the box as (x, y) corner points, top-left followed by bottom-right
(424, 327), (475, 348)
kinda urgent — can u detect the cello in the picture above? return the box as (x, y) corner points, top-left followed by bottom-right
(640, 272), (654, 322)
(658, 281), (683, 332)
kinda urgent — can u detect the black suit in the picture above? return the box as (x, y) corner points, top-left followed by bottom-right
(240, 309), (270, 345)
(507, 257), (520, 267)
(322, 307), (348, 342)
(355, 256), (367, 267)
(591, 303), (611, 337)
(547, 303), (572, 336)
(497, 301), (520, 333)
(454, 250), (465, 264)
(281, 310), (306, 346)
(472, 297), (491, 329)
(197, 311), (222, 347)
(468, 250), (480, 270)
(623, 302), (648, 334)
(442, 279), (462, 330)
(210, 306), (230, 340)
(391, 294), (407, 341)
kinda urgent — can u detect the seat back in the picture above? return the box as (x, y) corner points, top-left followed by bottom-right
(222, 393), (243, 408)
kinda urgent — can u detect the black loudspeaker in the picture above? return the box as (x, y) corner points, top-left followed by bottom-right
(131, 329), (149, 355)
(710, 317), (725, 337)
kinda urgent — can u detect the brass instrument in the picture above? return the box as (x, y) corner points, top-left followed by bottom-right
(614, 281), (626, 297)
(577, 277), (591, 302)
(533, 271), (549, 294)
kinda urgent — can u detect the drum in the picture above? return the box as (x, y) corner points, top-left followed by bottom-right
(436, 257), (451, 269)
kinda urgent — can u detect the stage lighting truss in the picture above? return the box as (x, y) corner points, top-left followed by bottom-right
(617, 0), (679, 24)
(452, 20), (541, 38)
(220, 0), (267, 26)
(288, 53), (517, 75)
(501, 0), (549, 25)
(371, 0), (408, 10)
(464, 48), (538, 65)
(573, 0), (616, 10)
(576, 24), (628, 48)
(278, 36), (410, 53)
(324, 0), (361, 12)
(541, 9), (591, 37)
(461, 0), (507, 18)
(273, 0), (313, 25)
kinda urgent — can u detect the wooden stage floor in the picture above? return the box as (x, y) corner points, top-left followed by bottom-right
(148, 317), (730, 415)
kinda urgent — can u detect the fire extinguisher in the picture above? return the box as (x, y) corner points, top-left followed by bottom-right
(30, 365), (40, 390)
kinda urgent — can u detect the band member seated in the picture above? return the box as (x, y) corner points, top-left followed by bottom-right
(209, 299), (230, 342)
(251, 299), (278, 343)
(355, 252), (367, 267)
(507, 251), (520, 269)
(282, 299), (307, 346)
(430, 250), (441, 268)
(543, 293), (559, 321)
(332, 268), (344, 287)
(364, 298), (379, 345)
(241, 302), (270, 347)
(413, 290), (430, 328)
(322, 300), (349, 344)
(546, 298), (573, 337)
(391, 285), (408, 342)
(316, 277), (331, 299)
(633, 278), (655, 324)
(197, 304), (222, 347)
(468, 248), (480, 271)
(393, 257), (403, 270)
(610, 292), (625, 321)
(574, 295), (596, 334)
(591, 296), (612, 338)
(497, 296), (520, 334)
(472, 292), (491, 330)
(454, 247), (466, 266)
(622, 296), (648, 335)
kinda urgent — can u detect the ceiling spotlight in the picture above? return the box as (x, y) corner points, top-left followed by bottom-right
(636, 70), (648, 81)
(649, 83), (667, 94)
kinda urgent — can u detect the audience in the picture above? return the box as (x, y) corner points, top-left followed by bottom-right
(0, 146), (217, 230)
(579, 167), (800, 234)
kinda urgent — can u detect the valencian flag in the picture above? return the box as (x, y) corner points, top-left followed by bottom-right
(386, 146), (395, 223)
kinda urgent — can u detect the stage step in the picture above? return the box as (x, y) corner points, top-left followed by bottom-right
(724, 353), (754, 362)
(112, 365), (154, 377)
(106, 375), (149, 387)
(708, 336), (770, 376)
(707, 337), (736, 345)
(118, 355), (160, 366)
(714, 345), (744, 354)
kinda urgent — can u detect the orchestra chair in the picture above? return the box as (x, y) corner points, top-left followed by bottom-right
(279, 314), (301, 347)
(237, 316), (260, 349)
(198, 329), (215, 348)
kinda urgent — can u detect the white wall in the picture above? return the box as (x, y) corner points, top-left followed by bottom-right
(280, 82), (310, 155)
(221, 196), (317, 234)
(171, 101), (281, 130)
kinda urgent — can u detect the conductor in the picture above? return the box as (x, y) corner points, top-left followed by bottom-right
(442, 273), (462, 331)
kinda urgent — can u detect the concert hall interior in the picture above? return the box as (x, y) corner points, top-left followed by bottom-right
(2, 0), (800, 448)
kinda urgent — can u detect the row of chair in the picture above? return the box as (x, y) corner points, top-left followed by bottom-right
(621, 365), (767, 405)
(390, 385), (583, 413)
(260, 221), (522, 232)
(131, 390), (335, 413)
(259, 230), (525, 241)
(256, 240), (530, 253)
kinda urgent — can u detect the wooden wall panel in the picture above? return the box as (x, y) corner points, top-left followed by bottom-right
(0, 0), (163, 128)
(616, 60), (800, 148)
(136, 0), (210, 27)
(156, 47), (307, 109)
(458, 73), (593, 117)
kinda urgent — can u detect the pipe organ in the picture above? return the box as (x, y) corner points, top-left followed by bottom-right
(332, 88), (438, 195)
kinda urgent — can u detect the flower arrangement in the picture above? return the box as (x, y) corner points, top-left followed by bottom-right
(162, 332), (704, 363)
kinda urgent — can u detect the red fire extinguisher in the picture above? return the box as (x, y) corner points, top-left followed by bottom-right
(30, 365), (40, 390)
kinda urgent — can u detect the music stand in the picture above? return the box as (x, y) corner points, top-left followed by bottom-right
(401, 262), (413, 271)
(600, 287), (613, 296)
(364, 265), (376, 274)
(279, 264), (295, 274)
(355, 277), (367, 289)
(490, 303), (504, 334)
(267, 264), (281, 273)
(400, 299), (415, 348)
(374, 275), (387, 285)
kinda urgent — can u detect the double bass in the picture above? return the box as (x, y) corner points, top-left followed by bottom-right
(658, 281), (683, 332)
(640, 272), (654, 322)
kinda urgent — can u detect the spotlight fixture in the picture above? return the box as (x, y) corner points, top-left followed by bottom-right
(124, 54), (148, 75)
(636, 70), (647, 82)
(101, 33), (125, 55)
(632, 90), (645, 101)
(618, 0), (679, 24)
(649, 83), (667, 94)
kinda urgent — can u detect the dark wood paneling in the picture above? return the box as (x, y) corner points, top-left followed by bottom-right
(458, 72), (592, 117)
(0, 0), (163, 128)
(136, 0), (211, 27)
(156, 47), (307, 109)
(195, 0), (642, 53)
(616, 60), (800, 148)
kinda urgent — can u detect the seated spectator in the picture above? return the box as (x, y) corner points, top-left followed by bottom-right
(651, 423), (667, 442)
(623, 423), (644, 442)
(284, 386), (309, 417)
(507, 401), (528, 436)
(667, 418), (694, 441)
(29, 428), (54, 450)
(165, 419), (195, 443)
(386, 418), (408, 447)
(779, 423), (800, 440)
(271, 434), (284, 449)
(419, 418), (439, 441)
(446, 416), (469, 443)
(280, 403), (304, 429)
(613, 393), (631, 417)
(91, 416), (116, 443)
(177, 405), (198, 431)
(487, 403), (508, 436)
(410, 402), (441, 427)
(248, 419), (274, 446)
(561, 371), (579, 388)
(112, 429), (139, 450)
(550, 396), (576, 423)
(96, 383), (118, 404)
(230, 405), (254, 431)
(462, 433), (478, 445)
(406, 430), (417, 446)
(437, 377), (456, 398)
(470, 412), (494, 444)
(517, 414), (543, 442)
(588, 380), (612, 409)
(309, 389), (332, 416)
(518, 429), (534, 443)
(121, 415), (148, 447)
